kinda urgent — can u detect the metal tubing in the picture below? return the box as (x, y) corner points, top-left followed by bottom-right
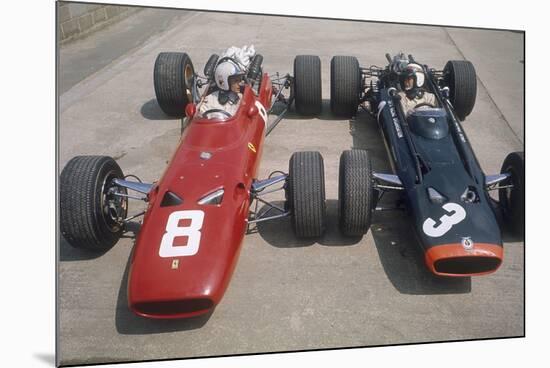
(251, 174), (287, 192)
(123, 211), (146, 223)
(254, 196), (286, 213)
(265, 107), (288, 136)
(374, 184), (405, 191)
(113, 178), (153, 194)
(247, 211), (291, 224)
(112, 192), (147, 201)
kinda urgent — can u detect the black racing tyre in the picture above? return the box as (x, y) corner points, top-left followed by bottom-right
(288, 151), (326, 238)
(153, 52), (195, 117)
(330, 56), (361, 118)
(443, 60), (477, 121)
(203, 54), (219, 78)
(293, 55), (322, 116)
(499, 152), (524, 237)
(338, 150), (375, 237)
(247, 54), (264, 81)
(60, 156), (128, 251)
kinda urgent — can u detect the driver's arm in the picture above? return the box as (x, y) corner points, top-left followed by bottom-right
(199, 93), (215, 114)
(424, 92), (437, 107)
(398, 92), (413, 117)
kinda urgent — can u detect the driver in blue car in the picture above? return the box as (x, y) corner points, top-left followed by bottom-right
(199, 59), (244, 118)
(397, 64), (437, 117)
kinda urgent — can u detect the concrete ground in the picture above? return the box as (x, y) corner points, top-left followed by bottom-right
(58, 9), (524, 366)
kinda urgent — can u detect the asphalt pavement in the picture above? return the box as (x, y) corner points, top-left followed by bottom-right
(58, 8), (524, 366)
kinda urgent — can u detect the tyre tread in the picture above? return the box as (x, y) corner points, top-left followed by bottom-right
(293, 55), (322, 116)
(154, 52), (194, 117)
(339, 150), (374, 236)
(289, 151), (326, 238)
(330, 56), (361, 118)
(444, 60), (477, 121)
(60, 156), (124, 250)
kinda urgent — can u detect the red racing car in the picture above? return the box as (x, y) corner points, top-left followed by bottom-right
(60, 49), (325, 318)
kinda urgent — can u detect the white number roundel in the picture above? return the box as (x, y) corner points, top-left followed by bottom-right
(159, 210), (204, 257)
(422, 203), (466, 238)
(255, 101), (268, 125)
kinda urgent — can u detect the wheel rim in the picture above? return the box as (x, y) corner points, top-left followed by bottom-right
(501, 165), (517, 215)
(184, 64), (194, 102)
(100, 170), (128, 233)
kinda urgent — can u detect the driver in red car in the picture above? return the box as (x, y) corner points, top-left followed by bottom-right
(199, 59), (244, 118)
(397, 64), (437, 117)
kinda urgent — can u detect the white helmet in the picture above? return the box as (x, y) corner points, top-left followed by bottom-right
(214, 60), (242, 90)
(405, 63), (425, 88)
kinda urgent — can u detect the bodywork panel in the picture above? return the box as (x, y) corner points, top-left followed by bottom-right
(128, 75), (273, 318)
(375, 84), (502, 276)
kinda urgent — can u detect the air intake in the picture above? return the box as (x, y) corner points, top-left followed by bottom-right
(133, 298), (214, 317)
(198, 188), (224, 205)
(434, 257), (501, 275)
(160, 191), (183, 207)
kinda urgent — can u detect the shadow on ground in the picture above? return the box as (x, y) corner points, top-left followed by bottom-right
(277, 99), (343, 121)
(351, 110), (471, 295)
(501, 228), (524, 243)
(115, 247), (212, 335)
(370, 208), (471, 295)
(59, 237), (110, 262)
(140, 98), (178, 120)
(255, 199), (362, 248)
(59, 221), (142, 262)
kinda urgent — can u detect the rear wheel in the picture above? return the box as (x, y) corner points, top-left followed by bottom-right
(330, 56), (361, 118)
(443, 60), (477, 121)
(288, 151), (326, 238)
(339, 150), (375, 236)
(293, 55), (322, 116)
(154, 52), (195, 117)
(499, 152), (524, 237)
(60, 156), (128, 251)
(203, 54), (219, 78)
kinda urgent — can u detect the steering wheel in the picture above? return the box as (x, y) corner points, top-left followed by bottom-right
(202, 109), (232, 119)
(415, 102), (437, 109)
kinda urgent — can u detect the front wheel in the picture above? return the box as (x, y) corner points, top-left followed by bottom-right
(443, 60), (477, 121)
(288, 151), (326, 238)
(499, 151), (524, 237)
(338, 150), (375, 237)
(60, 156), (128, 251)
(154, 52), (195, 117)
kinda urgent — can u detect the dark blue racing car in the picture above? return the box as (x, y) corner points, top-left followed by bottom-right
(329, 52), (524, 277)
